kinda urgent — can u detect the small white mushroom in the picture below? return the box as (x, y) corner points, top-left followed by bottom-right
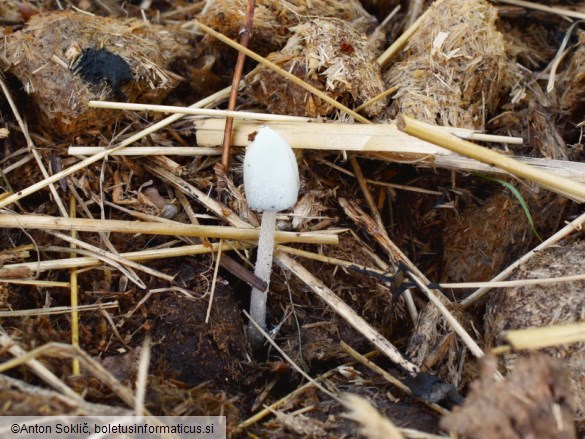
(244, 126), (300, 349)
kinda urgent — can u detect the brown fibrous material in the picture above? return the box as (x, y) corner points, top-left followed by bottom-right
(441, 353), (576, 439)
(199, 0), (376, 56)
(248, 18), (386, 118)
(0, 11), (191, 137)
(385, 0), (515, 129)
(485, 240), (585, 424)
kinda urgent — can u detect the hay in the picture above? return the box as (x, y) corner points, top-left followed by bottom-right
(248, 18), (386, 118)
(385, 0), (515, 130)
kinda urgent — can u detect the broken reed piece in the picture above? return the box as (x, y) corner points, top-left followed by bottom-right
(502, 322), (585, 352)
(0, 214), (338, 245)
(397, 114), (585, 202)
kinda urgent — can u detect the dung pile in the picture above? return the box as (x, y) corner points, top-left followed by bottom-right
(199, 0), (376, 56)
(248, 18), (386, 118)
(0, 11), (191, 137)
(485, 240), (585, 425)
(385, 0), (516, 129)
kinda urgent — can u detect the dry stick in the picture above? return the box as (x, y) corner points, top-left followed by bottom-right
(88, 101), (313, 122)
(0, 279), (70, 287)
(461, 210), (585, 308)
(193, 20), (370, 124)
(0, 76), (68, 217)
(0, 85), (232, 210)
(221, 0), (257, 170)
(494, 0), (585, 20)
(340, 341), (449, 416)
(0, 214), (338, 245)
(397, 115), (585, 202)
(275, 252), (420, 377)
(0, 325), (81, 401)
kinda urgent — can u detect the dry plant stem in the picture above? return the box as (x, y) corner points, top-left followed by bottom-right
(0, 325), (81, 401)
(350, 156), (384, 230)
(494, 0), (585, 20)
(0, 279), (69, 287)
(195, 119), (524, 151)
(462, 210), (585, 308)
(3, 242), (246, 273)
(0, 76), (68, 217)
(88, 101), (313, 122)
(377, 1), (443, 68)
(221, 0), (257, 170)
(0, 85), (232, 210)
(275, 252), (420, 376)
(69, 146), (222, 156)
(407, 272), (484, 359)
(0, 341), (136, 408)
(248, 210), (276, 348)
(0, 302), (117, 318)
(245, 309), (339, 401)
(52, 231), (172, 284)
(340, 341), (449, 416)
(354, 86), (399, 113)
(69, 195), (80, 376)
(205, 239), (223, 324)
(0, 214), (338, 245)
(404, 0), (425, 29)
(134, 338), (151, 416)
(503, 322), (585, 350)
(398, 115), (585, 202)
(193, 21), (370, 124)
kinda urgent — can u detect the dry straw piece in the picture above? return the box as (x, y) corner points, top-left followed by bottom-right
(248, 18), (386, 118)
(385, 0), (515, 130)
(198, 0), (375, 56)
(485, 240), (585, 424)
(0, 11), (190, 137)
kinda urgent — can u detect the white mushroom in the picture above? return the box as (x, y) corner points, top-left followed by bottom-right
(244, 126), (300, 349)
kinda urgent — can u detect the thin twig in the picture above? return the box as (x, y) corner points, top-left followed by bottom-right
(221, 0), (257, 170)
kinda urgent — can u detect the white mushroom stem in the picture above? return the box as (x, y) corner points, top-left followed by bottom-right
(248, 210), (277, 348)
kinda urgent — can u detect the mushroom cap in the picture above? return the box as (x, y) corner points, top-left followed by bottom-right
(244, 126), (300, 211)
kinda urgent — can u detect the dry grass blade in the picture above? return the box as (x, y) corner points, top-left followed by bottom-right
(462, 210), (585, 308)
(88, 100), (314, 121)
(397, 115), (585, 202)
(69, 146), (222, 156)
(494, 0), (585, 20)
(0, 301), (118, 318)
(275, 251), (420, 377)
(0, 214), (338, 244)
(0, 85), (232, 210)
(3, 242), (246, 273)
(503, 322), (585, 351)
(0, 325), (81, 400)
(341, 393), (405, 439)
